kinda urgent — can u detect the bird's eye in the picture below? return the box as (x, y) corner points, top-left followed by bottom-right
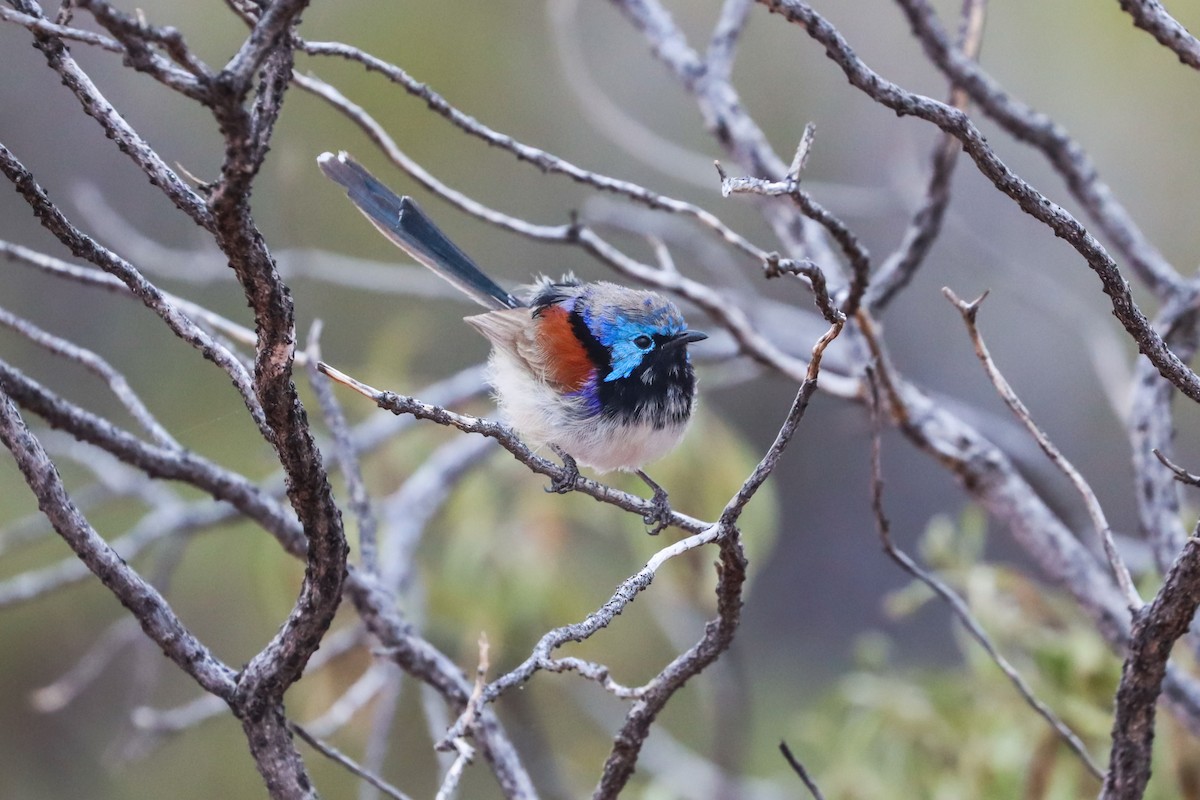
(633, 334), (653, 349)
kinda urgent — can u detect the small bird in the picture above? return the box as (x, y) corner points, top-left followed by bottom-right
(318, 152), (706, 528)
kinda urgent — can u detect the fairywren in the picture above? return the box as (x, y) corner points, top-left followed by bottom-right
(318, 152), (706, 519)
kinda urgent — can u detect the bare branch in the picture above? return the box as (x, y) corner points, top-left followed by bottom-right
(30, 617), (142, 713)
(1117, 0), (1200, 71)
(71, 0), (211, 94)
(0, 5), (122, 51)
(378, 435), (495, 592)
(760, 0), (1200, 409)
(540, 657), (645, 699)
(304, 663), (390, 739)
(317, 362), (709, 533)
(0, 305), (178, 449)
(4, 1), (212, 225)
(867, 0), (986, 311)
(305, 322), (378, 573)
(865, 367), (1105, 781)
(1103, 536), (1200, 799)
(0, 499), (228, 608)
(0, 150), (268, 435)
(891, 0), (1181, 298)
(1130, 289), (1200, 572)
(221, 0), (307, 88)
(0, 387), (237, 699)
(133, 625), (365, 738)
(706, 0), (755, 81)
(779, 741), (826, 800)
(292, 723), (414, 800)
(943, 288), (1141, 610)
(715, 123), (870, 316)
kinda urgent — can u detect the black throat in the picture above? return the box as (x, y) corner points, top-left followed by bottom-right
(567, 309), (696, 428)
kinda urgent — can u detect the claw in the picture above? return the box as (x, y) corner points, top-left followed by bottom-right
(546, 446), (580, 494)
(636, 469), (673, 535)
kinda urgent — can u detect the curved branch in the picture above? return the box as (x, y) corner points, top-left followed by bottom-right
(6, 0), (212, 226)
(0, 388), (237, 699)
(759, 0), (1200, 407)
(0, 147), (268, 436)
(891, 0), (1181, 297)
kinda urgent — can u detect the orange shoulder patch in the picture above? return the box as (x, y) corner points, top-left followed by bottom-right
(536, 306), (593, 392)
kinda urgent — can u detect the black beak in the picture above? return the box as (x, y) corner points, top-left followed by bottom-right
(662, 330), (708, 350)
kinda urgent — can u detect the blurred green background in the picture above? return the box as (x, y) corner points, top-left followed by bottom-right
(4, 1), (1200, 797)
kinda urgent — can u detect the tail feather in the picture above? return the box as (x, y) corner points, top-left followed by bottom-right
(317, 152), (522, 310)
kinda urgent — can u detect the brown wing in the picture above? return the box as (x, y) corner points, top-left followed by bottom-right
(465, 306), (593, 392)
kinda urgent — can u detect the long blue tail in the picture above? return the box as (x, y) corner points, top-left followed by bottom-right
(318, 152), (522, 310)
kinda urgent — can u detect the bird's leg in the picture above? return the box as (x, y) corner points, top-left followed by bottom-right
(546, 445), (580, 494)
(636, 469), (673, 535)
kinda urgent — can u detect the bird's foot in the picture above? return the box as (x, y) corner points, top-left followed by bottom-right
(546, 446), (580, 494)
(637, 470), (673, 535)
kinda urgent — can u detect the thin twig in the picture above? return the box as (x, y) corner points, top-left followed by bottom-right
(0, 387), (237, 698)
(304, 664), (390, 739)
(292, 723), (415, 800)
(760, 0), (1200, 405)
(778, 741), (826, 800)
(317, 362), (708, 533)
(891, 0), (1181, 299)
(867, 0), (986, 311)
(1130, 288), (1200, 572)
(133, 625), (366, 737)
(435, 634), (489, 800)
(943, 287), (1142, 610)
(0, 500), (226, 608)
(865, 367), (1105, 781)
(0, 305), (179, 449)
(306, 321), (379, 573)
(541, 657), (644, 699)
(30, 617), (142, 712)
(0, 5), (122, 50)
(1153, 449), (1200, 487)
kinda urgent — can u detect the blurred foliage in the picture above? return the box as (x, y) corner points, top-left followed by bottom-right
(787, 508), (1200, 800)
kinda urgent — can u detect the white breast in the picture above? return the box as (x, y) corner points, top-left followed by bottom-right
(486, 350), (690, 473)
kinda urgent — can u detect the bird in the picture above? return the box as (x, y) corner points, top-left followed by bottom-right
(317, 151), (707, 530)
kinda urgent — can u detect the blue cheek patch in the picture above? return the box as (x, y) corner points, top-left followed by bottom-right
(594, 312), (687, 383)
(605, 339), (647, 382)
